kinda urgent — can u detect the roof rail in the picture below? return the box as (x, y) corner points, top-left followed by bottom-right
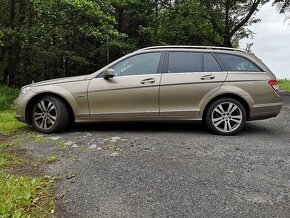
(138, 45), (246, 52)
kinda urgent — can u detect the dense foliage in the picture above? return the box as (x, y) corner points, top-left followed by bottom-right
(0, 85), (19, 110)
(0, 0), (269, 87)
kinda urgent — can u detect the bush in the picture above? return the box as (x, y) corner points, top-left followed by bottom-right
(278, 80), (290, 92)
(0, 85), (20, 111)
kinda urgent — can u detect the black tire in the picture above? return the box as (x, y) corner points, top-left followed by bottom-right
(205, 98), (246, 136)
(31, 96), (70, 134)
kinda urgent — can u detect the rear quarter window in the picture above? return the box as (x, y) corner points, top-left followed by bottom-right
(217, 53), (262, 72)
(204, 53), (222, 72)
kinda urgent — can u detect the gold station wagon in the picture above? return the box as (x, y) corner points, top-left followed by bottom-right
(14, 46), (283, 135)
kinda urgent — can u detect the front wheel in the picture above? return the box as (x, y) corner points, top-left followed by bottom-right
(31, 96), (70, 134)
(205, 98), (246, 135)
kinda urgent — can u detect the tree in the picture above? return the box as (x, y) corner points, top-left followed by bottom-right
(158, 1), (224, 46)
(198, 0), (270, 47)
(0, 0), (121, 86)
(273, 0), (290, 13)
(0, 0), (272, 87)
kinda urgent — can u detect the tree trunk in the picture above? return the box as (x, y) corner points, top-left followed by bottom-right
(3, 43), (21, 86)
(223, 36), (233, 48)
(117, 8), (124, 32)
(154, 0), (159, 42)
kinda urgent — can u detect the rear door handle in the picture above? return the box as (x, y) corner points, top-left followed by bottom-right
(200, 75), (215, 80)
(141, 79), (155, 84)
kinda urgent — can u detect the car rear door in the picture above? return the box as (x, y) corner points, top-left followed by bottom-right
(88, 52), (163, 119)
(159, 51), (228, 118)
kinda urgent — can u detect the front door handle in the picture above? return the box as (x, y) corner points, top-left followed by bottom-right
(141, 78), (155, 84)
(200, 75), (215, 80)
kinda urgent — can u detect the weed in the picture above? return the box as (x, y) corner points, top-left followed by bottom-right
(25, 132), (48, 143)
(0, 153), (25, 167)
(0, 171), (55, 217)
(47, 155), (58, 164)
(0, 143), (11, 150)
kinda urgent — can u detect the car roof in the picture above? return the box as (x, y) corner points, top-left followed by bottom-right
(136, 45), (246, 53)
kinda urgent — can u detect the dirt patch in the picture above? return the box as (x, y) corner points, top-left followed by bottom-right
(0, 135), (11, 144)
(4, 147), (45, 177)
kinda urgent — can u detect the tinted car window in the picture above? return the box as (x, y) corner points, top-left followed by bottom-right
(217, 53), (262, 72)
(168, 52), (202, 73)
(114, 53), (161, 76)
(204, 53), (222, 72)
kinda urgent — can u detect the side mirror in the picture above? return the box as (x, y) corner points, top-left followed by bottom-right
(103, 68), (115, 79)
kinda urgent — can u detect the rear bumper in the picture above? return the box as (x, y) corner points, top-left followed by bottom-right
(249, 102), (282, 121)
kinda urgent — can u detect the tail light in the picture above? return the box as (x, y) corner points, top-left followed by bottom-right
(268, 80), (279, 92)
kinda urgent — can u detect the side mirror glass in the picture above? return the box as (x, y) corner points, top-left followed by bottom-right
(103, 68), (115, 79)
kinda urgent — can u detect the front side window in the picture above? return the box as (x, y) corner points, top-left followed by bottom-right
(113, 53), (161, 76)
(217, 53), (262, 72)
(168, 52), (202, 73)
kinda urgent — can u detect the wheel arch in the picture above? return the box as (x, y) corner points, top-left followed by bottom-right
(202, 93), (251, 121)
(25, 92), (75, 125)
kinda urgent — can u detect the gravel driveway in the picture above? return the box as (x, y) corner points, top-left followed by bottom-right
(22, 94), (290, 217)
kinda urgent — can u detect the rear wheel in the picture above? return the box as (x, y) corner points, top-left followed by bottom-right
(205, 98), (246, 135)
(31, 96), (70, 134)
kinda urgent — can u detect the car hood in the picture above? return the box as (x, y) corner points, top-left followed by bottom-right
(30, 75), (88, 87)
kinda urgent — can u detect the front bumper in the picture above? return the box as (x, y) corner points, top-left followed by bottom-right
(14, 91), (35, 124)
(15, 114), (26, 123)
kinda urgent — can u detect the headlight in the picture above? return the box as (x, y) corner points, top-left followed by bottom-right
(19, 86), (31, 96)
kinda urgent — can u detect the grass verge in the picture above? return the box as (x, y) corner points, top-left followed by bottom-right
(0, 85), (27, 136)
(0, 152), (25, 167)
(0, 171), (55, 217)
(278, 80), (290, 92)
(0, 142), (56, 217)
(0, 85), (57, 217)
(0, 110), (28, 136)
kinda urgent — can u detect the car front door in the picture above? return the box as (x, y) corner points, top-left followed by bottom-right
(160, 52), (228, 118)
(88, 52), (163, 119)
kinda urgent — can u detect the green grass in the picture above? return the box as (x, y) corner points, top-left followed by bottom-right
(0, 143), (11, 150)
(0, 141), (56, 217)
(0, 85), (56, 217)
(0, 110), (27, 136)
(0, 171), (55, 217)
(0, 85), (19, 111)
(47, 155), (58, 163)
(278, 80), (290, 92)
(0, 85), (27, 136)
(0, 153), (25, 167)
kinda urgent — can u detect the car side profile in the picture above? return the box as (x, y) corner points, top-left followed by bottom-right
(14, 46), (283, 135)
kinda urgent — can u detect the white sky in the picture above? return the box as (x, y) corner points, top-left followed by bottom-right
(239, 1), (290, 79)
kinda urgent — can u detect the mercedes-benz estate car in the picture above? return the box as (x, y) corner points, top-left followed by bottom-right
(14, 46), (283, 135)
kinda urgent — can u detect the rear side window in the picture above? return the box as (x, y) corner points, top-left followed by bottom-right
(168, 52), (202, 73)
(204, 53), (222, 72)
(217, 53), (262, 72)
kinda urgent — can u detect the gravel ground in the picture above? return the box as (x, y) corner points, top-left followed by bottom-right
(21, 94), (290, 218)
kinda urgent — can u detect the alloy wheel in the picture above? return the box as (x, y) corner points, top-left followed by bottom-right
(33, 99), (57, 130)
(211, 102), (243, 133)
